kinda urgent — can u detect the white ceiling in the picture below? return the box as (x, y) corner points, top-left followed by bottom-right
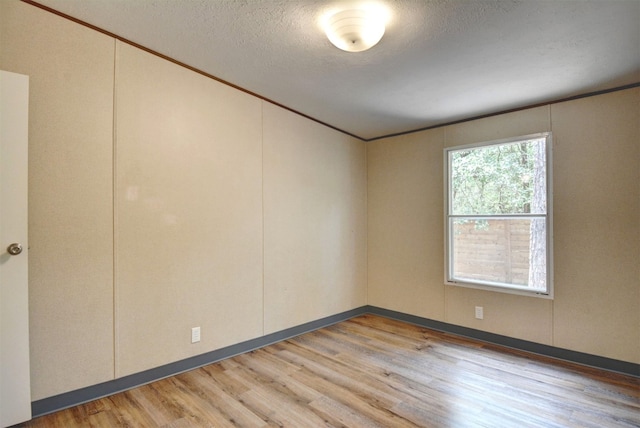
(32, 0), (640, 140)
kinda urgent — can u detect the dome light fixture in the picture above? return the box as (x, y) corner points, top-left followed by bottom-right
(324, 4), (388, 52)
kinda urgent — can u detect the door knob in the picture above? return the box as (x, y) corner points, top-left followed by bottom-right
(7, 243), (23, 256)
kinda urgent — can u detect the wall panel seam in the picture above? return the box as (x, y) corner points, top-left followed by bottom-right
(112, 38), (120, 380)
(261, 101), (265, 337)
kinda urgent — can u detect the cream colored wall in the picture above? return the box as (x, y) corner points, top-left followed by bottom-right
(367, 128), (445, 320)
(1, 0), (367, 399)
(551, 89), (639, 362)
(1, 1), (115, 399)
(114, 42), (265, 377)
(263, 104), (368, 334)
(368, 91), (640, 363)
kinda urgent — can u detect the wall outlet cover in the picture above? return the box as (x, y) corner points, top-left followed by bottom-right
(191, 327), (201, 343)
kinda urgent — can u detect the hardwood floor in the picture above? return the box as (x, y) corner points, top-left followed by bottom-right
(19, 315), (639, 427)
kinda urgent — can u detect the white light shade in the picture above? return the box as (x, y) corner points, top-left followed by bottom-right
(326, 8), (386, 52)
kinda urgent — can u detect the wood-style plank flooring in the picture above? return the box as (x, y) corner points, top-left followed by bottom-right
(18, 315), (640, 427)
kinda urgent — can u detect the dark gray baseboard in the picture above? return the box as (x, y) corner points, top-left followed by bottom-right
(32, 305), (639, 418)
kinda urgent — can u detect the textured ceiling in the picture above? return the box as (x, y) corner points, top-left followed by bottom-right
(32, 0), (640, 140)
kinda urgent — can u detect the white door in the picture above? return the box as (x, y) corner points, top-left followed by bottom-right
(0, 70), (31, 427)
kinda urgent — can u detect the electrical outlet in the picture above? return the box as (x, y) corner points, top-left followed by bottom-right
(191, 326), (201, 343)
(475, 306), (484, 320)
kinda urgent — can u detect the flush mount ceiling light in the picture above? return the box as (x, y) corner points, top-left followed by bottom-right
(324, 5), (388, 52)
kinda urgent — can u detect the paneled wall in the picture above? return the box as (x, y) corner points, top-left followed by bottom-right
(1, 0), (366, 400)
(263, 103), (367, 334)
(367, 128), (445, 320)
(551, 89), (639, 361)
(1, 1), (115, 399)
(368, 90), (640, 364)
(114, 42), (265, 377)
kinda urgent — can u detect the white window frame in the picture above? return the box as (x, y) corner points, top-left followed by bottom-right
(444, 132), (553, 298)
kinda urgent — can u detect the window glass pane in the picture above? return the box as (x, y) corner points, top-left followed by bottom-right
(450, 138), (546, 215)
(451, 218), (547, 290)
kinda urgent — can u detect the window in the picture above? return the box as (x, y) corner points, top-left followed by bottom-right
(445, 133), (552, 297)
